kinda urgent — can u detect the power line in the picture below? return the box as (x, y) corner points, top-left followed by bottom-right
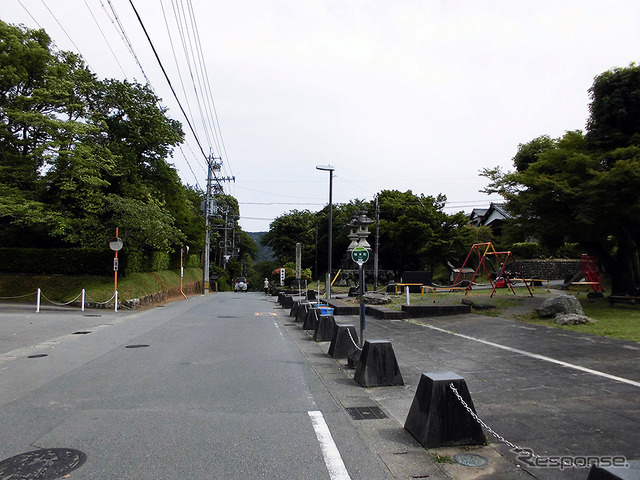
(83, 0), (127, 78)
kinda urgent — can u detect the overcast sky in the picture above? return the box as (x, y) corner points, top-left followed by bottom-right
(4, 1), (640, 231)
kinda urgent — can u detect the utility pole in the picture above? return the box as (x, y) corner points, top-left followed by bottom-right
(203, 156), (214, 294)
(202, 156), (235, 294)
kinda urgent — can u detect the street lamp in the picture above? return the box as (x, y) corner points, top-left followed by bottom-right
(316, 165), (335, 300)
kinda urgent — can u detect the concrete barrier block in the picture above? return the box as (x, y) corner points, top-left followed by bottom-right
(295, 303), (309, 323)
(404, 372), (485, 448)
(290, 300), (301, 318)
(314, 315), (337, 342)
(302, 308), (319, 331)
(586, 461), (640, 480)
(354, 340), (404, 387)
(328, 324), (359, 358)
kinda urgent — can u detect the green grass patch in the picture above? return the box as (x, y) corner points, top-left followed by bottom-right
(521, 297), (640, 343)
(0, 269), (203, 303)
(431, 453), (453, 464)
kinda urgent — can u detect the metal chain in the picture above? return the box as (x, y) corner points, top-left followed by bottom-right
(0, 291), (38, 300)
(41, 291), (83, 306)
(346, 328), (362, 351)
(448, 383), (573, 468)
(85, 292), (116, 305)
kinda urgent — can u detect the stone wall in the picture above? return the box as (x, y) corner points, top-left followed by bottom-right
(512, 259), (581, 280)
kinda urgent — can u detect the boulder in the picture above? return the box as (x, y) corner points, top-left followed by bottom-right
(536, 295), (584, 318)
(554, 314), (597, 325)
(363, 292), (392, 305)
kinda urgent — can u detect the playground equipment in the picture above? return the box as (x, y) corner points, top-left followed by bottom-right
(450, 242), (533, 298)
(579, 254), (605, 292)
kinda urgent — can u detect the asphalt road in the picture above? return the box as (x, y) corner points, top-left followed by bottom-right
(0, 293), (396, 479)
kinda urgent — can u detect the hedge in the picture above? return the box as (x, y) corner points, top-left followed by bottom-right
(0, 248), (201, 276)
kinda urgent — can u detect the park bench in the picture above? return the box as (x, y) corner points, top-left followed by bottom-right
(608, 295), (640, 307)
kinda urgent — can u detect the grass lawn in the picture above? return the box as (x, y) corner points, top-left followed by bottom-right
(336, 285), (640, 343)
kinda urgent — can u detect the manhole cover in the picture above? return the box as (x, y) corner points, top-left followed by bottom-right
(452, 452), (489, 468)
(72, 331), (91, 335)
(345, 406), (387, 420)
(0, 448), (86, 479)
(27, 354), (48, 359)
(125, 344), (150, 349)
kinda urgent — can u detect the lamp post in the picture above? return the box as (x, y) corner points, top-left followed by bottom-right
(316, 165), (335, 300)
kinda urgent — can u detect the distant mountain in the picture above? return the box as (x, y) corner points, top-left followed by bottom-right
(247, 231), (276, 263)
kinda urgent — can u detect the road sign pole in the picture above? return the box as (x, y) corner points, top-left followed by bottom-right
(358, 260), (365, 349)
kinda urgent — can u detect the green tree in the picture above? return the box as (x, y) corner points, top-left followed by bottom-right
(261, 209), (318, 266)
(482, 65), (640, 295)
(0, 20), (203, 259)
(375, 190), (471, 275)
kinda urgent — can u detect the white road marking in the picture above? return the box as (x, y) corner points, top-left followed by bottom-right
(308, 411), (351, 480)
(420, 324), (640, 388)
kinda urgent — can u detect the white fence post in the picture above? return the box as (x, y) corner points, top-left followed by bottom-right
(36, 288), (41, 313)
(81, 289), (85, 312)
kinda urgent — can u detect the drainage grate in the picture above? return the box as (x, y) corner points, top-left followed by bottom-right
(27, 354), (48, 359)
(217, 316), (237, 318)
(345, 406), (387, 420)
(0, 448), (86, 479)
(125, 344), (150, 349)
(83, 314), (102, 317)
(72, 331), (91, 335)
(284, 323), (296, 326)
(452, 452), (489, 468)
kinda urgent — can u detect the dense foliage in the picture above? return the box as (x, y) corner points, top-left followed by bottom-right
(262, 190), (491, 278)
(482, 64), (640, 295)
(0, 20), (205, 256)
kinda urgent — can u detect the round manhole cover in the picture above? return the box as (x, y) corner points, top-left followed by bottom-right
(125, 344), (150, 349)
(0, 448), (86, 479)
(27, 354), (48, 359)
(452, 452), (489, 468)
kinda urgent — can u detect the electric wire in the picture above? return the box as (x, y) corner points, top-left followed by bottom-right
(126, 0), (210, 165)
(83, 0), (127, 78)
(171, 0), (215, 151)
(16, 0), (43, 28)
(103, 0), (154, 88)
(39, 0), (92, 71)
(185, 0), (233, 178)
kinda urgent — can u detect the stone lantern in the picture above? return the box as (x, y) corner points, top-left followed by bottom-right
(356, 206), (374, 251)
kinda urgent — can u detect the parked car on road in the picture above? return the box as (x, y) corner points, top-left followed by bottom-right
(234, 277), (248, 292)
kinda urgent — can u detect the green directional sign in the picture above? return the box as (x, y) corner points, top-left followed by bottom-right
(351, 246), (370, 263)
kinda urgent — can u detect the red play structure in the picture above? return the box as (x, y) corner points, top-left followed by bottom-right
(580, 254), (605, 292)
(450, 242), (533, 297)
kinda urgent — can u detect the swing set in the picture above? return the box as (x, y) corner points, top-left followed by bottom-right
(450, 242), (533, 298)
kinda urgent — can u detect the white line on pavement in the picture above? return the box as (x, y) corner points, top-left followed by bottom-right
(308, 410), (352, 480)
(421, 324), (640, 388)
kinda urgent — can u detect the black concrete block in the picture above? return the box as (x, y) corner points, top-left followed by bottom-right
(587, 461), (640, 480)
(314, 315), (337, 342)
(328, 324), (359, 358)
(404, 372), (485, 448)
(354, 340), (404, 387)
(302, 308), (319, 331)
(295, 303), (309, 323)
(290, 301), (301, 317)
(401, 304), (472, 317)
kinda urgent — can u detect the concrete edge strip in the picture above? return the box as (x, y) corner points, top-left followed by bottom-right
(418, 323), (640, 389)
(308, 410), (352, 480)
